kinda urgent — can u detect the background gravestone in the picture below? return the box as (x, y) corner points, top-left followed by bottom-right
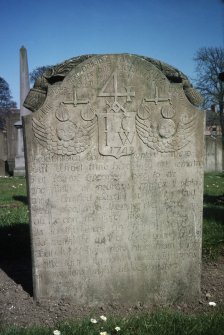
(0, 126), (7, 176)
(6, 109), (20, 174)
(23, 54), (204, 305)
(14, 46), (31, 177)
(0, 108), (20, 175)
(0, 159), (5, 176)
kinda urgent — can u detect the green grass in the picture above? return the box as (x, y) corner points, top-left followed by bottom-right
(0, 177), (30, 260)
(203, 173), (224, 259)
(0, 177), (27, 205)
(0, 177), (28, 227)
(1, 311), (224, 335)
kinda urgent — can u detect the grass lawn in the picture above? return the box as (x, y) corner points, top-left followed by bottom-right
(1, 311), (224, 335)
(203, 173), (224, 259)
(0, 173), (224, 335)
(0, 176), (28, 226)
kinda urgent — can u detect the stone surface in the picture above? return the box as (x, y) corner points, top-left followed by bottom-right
(19, 46), (31, 118)
(5, 109), (20, 174)
(205, 136), (223, 172)
(0, 128), (7, 176)
(14, 121), (26, 176)
(23, 54), (205, 305)
(0, 159), (5, 176)
(14, 46), (30, 177)
(0, 131), (7, 161)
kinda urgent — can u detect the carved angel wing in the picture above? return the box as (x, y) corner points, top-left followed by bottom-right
(32, 115), (97, 156)
(32, 116), (48, 147)
(135, 112), (197, 153)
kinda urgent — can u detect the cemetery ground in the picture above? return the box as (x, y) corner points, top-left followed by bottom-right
(0, 174), (224, 334)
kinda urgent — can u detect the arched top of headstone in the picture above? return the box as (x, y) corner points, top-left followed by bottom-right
(24, 54), (203, 113)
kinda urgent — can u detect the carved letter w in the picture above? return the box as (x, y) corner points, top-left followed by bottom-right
(118, 131), (135, 145)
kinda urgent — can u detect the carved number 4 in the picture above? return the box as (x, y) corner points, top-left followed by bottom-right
(98, 71), (135, 102)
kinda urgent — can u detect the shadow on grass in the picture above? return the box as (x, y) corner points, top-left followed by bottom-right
(13, 195), (28, 205)
(204, 193), (224, 205)
(203, 206), (224, 225)
(203, 194), (224, 225)
(0, 223), (33, 296)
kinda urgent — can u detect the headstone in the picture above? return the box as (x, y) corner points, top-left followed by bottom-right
(23, 54), (205, 305)
(0, 129), (7, 176)
(0, 131), (7, 161)
(5, 109), (20, 174)
(205, 135), (223, 172)
(14, 46), (30, 176)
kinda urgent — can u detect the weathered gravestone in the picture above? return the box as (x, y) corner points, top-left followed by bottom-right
(23, 54), (204, 305)
(14, 46), (31, 177)
(0, 130), (7, 176)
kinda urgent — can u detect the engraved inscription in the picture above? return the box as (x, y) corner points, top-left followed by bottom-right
(24, 54), (204, 305)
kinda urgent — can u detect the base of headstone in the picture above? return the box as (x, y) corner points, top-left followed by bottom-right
(0, 160), (6, 177)
(14, 170), (25, 177)
(14, 155), (25, 176)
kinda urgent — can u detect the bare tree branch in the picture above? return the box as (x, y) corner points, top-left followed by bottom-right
(194, 47), (224, 139)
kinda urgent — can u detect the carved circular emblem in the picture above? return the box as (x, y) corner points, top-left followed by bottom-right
(56, 121), (77, 141)
(80, 104), (96, 121)
(161, 105), (175, 119)
(55, 103), (70, 122)
(158, 119), (176, 138)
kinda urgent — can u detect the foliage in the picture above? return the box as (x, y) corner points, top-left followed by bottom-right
(194, 47), (224, 136)
(0, 76), (16, 109)
(30, 66), (52, 84)
(194, 47), (224, 109)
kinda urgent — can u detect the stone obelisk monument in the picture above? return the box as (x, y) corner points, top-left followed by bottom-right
(14, 46), (31, 176)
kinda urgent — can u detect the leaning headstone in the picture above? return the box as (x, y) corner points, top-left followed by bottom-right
(23, 54), (204, 305)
